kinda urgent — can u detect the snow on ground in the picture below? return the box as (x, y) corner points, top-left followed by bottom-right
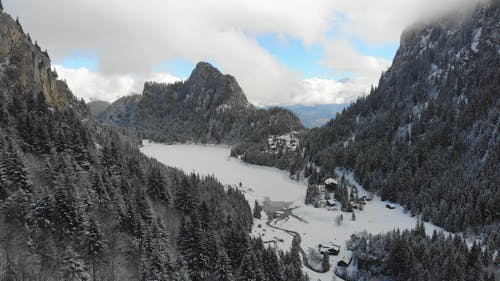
(140, 141), (448, 281)
(140, 141), (305, 203)
(471, 27), (482, 53)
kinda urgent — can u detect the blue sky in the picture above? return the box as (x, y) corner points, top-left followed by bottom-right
(58, 51), (100, 71)
(57, 35), (398, 80)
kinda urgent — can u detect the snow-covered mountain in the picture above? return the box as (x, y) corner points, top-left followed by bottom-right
(303, 1), (499, 233)
(99, 62), (304, 143)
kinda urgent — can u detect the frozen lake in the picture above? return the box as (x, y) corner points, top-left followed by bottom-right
(140, 141), (306, 203)
(140, 141), (447, 281)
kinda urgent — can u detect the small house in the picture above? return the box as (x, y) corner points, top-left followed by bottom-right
(326, 199), (336, 207)
(325, 178), (339, 191)
(319, 243), (340, 255)
(336, 250), (353, 267)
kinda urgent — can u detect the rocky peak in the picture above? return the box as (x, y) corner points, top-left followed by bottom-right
(187, 61), (226, 83)
(184, 62), (250, 111)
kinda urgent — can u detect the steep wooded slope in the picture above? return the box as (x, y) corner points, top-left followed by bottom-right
(304, 1), (499, 233)
(0, 6), (307, 281)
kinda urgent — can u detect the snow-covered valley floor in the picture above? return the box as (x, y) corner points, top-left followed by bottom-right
(140, 141), (448, 281)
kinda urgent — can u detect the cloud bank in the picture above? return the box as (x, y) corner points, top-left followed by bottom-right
(4, 0), (483, 105)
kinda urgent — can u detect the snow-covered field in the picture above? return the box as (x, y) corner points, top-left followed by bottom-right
(140, 141), (448, 281)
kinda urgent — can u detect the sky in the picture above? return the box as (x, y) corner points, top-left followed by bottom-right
(4, 0), (480, 106)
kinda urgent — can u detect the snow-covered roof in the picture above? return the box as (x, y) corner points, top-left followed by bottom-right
(319, 243), (339, 250)
(325, 178), (339, 185)
(340, 250), (352, 263)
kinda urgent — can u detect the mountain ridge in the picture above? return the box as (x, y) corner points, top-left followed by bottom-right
(99, 62), (304, 143)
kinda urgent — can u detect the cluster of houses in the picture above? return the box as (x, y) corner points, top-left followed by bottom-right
(310, 177), (339, 209)
(267, 133), (299, 153)
(318, 242), (353, 276)
(309, 177), (373, 211)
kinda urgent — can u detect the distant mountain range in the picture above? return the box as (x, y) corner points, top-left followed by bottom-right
(283, 104), (348, 128)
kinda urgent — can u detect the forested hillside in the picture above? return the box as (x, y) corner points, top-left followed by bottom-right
(303, 1), (499, 235)
(344, 222), (498, 281)
(98, 62), (303, 144)
(0, 6), (308, 281)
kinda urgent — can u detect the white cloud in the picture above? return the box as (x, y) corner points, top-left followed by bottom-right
(56, 64), (365, 107)
(292, 77), (372, 105)
(331, 0), (485, 44)
(4, 0), (484, 105)
(322, 39), (391, 78)
(55, 65), (181, 102)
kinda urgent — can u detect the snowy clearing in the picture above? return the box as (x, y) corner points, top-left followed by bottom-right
(140, 141), (448, 281)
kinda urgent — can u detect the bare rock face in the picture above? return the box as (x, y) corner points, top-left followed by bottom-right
(183, 62), (251, 113)
(100, 62), (303, 143)
(0, 11), (84, 112)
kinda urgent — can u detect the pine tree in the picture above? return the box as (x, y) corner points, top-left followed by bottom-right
(91, 171), (110, 205)
(83, 217), (106, 281)
(147, 165), (170, 203)
(213, 245), (234, 281)
(466, 242), (484, 281)
(262, 247), (284, 281)
(4, 142), (30, 192)
(0, 95), (7, 126)
(321, 252), (330, 272)
(36, 91), (48, 114)
(148, 219), (173, 280)
(61, 246), (90, 281)
(253, 200), (262, 219)
(173, 263), (192, 281)
(238, 252), (265, 281)
(174, 177), (199, 213)
(387, 234), (410, 280)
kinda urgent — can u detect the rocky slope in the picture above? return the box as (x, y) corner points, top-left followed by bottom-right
(303, 1), (499, 234)
(99, 62), (304, 143)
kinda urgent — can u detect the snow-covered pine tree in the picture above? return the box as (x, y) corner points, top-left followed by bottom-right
(61, 246), (90, 281)
(147, 164), (170, 203)
(253, 200), (262, 219)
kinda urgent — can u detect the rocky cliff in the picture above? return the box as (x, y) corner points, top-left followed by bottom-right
(0, 11), (85, 112)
